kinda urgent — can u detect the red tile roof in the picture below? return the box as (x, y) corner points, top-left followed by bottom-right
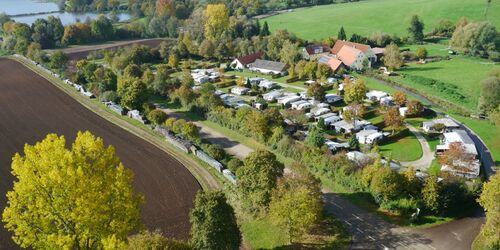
(337, 46), (362, 66)
(235, 51), (264, 66)
(328, 58), (344, 72)
(331, 40), (371, 54)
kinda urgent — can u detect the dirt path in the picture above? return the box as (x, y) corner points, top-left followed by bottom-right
(400, 123), (435, 170)
(160, 109), (254, 159)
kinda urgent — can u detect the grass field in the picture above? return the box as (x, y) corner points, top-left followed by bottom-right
(379, 129), (423, 162)
(264, 0), (500, 40)
(395, 56), (497, 111)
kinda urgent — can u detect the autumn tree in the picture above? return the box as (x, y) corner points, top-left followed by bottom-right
(406, 100), (424, 116)
(236, 150), (284, 214)
(2, 132), (143, 249)
(383, 43), (403, 70)
(438, 142), (476, 172)
(344, 78), (367, 103)
(393, 91), (407, 106)
(478, 172), (500, 248)
(384, 107), (404, 134)
(270, 171), (323, 243)
(147, 109), (168, 125)
(307, 82), (326, 101)
(204, 4), (230, 41)
(408, 15), (424, 43)
(190, 191), (241, 250)
(370, 166), (404, 203)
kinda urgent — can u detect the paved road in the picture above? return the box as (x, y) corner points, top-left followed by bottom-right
(160, 109), (254, 159)
(401, 123), (435, 170)
(323, 190), (484, 250)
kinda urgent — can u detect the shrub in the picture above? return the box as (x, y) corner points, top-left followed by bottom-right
(203, 144), (226, 161)
(227, 158), (243, 173)
(147, 110), (168, 125)
(216, 81), (236, 88)
(99, 91), (118, 102)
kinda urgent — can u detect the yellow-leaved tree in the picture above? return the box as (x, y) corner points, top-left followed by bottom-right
(203, 4), (229, 41)
(2, 131), (143, 249)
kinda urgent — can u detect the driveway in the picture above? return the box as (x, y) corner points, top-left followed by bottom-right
(160, 109), (253, 159)
(323, 190), (484, 250)
(400, 123), (435, 170)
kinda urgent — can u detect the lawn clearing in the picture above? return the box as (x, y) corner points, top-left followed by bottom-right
(379, 129), (423, 162)
(264, 0), (499, 40)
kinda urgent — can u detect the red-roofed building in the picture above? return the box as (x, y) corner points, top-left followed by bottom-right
(231, 51), (264, 69)
(302, 44), (331, 60)
(327, 58), (345, 72)
(331, 40), (377, 70)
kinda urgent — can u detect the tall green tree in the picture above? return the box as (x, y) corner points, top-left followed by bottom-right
(48, 50), (68, 70)
(422, 175), (441, 213)
(338, 26), (346, 40)
(270, 171), (323, 243)
(190, 191), (241, 250)
(236, 150), (284, 213)
(260, 21), (270, 36)
(383, 43), (403, 70)
(344, 78), (367, 103)
(408, 15), (424, 43)
(478, 172), (500, 248)
(479, 75), (500, 113)
(2, 132), (143, 249)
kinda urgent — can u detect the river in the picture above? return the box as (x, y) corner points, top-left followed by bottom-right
(0, 0), (131, 25)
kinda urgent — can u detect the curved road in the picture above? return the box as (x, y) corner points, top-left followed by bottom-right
(324, 191), (484, 250)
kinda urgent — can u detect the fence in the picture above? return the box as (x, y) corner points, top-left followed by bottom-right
(194, 150), (224, 172)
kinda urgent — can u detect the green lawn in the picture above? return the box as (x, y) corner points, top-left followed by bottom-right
(394, 56), (497, 111)
(264, 0), (500, 40)
(379, 129), (423, 162)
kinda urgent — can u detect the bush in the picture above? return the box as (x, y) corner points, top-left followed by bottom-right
(99, 91), (118, 102)
(227, 158), (243, 173)
(147, 109), (168, 125)
(203, 144), (226, 161)
(380, 198), (419, 216)
(216, 81), (236, 88)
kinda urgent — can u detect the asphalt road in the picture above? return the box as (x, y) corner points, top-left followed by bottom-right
(324, 191), (484, 250)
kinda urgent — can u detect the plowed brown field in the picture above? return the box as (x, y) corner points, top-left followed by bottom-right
(0, 58), (200, 248)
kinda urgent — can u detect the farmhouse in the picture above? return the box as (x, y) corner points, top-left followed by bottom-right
(331, 40), (377, 64)
(231, 86), (250, 95)
(302, 44), (331, 60)
(422, 118), (460, 133)
(231, 51), (264, 69)
(356, 129), (385, 145)
(249, 59), (289, 75)
(318, 55), (345, 73)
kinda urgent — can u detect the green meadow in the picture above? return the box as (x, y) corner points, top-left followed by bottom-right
(264, 0), (499, 40)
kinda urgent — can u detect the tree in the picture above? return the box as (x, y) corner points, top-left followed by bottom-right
(402, 167), (422, 198)
(48, 50), (68, 70)
(128, 231), (191, 250)
(384, 107), (404, 134)
(349, 135), (359, 150)
(370, 166), (404, 203)
(260, 21), (270, 36)
(479, 75), (500, 113)
(316, 63), (332, 82)
(307, 82), (326, 101)
(199, 39), (215, 59)
(438, 142), (476, 172)
(237, 150), (284, 213)
(2, 132), (143, 249)
(270, 172), (323, 243)
(181, 122), (200, 143)
(383, 43), (403, 70)
(147, 109), (168, 125)
(306, 125), (325, 148)
(168, 53), (179, 68)
(408, 15), (424, 43)
(393, 91), (407, 106)
(90, 15), (114, 41)
(344, 78), (367, 103)
(203, 144), (225, 161)
(338, 26), (346, 40)
(204, 4), (230, 41)
(451, 20), (497, 58)
(227, 158), (243, 173)
(279, 40), (300, 65)
(415, 47), (428, 60)
(117, 76), (148, 110)
(478, 172), (500, 248)
(422, 175), (441, 213)
(407, 100), (424, 116)
(190, 191), (241, 250)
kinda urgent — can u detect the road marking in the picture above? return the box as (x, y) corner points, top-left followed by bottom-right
(380, 244), (389, 250)
(353, 214), (364, 221)
(428, 245), (436, 250)
(343, 220), (352, 226)
(356, 228), (363, 233)
(452, 232), (462, 241)
(368, 235), (375, 241)
(332, 202), (343, 209)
